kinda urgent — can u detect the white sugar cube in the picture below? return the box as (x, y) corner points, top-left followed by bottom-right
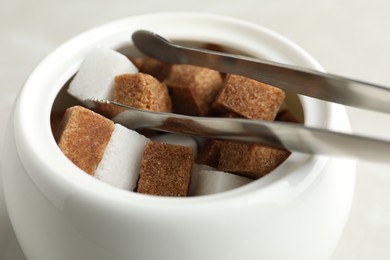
(151, 133), (198, 156)
(192, 170), (252, 196)
(68, 47), (138, 101)
(188, 163), (215, 195)
(94, 124), (148, 190)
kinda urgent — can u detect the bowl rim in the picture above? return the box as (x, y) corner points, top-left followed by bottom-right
(12, 12), (332, 209)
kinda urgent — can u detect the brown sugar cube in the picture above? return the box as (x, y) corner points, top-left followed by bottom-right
(89, 98), (125, 119)
(196, 139), (223, 168)
(57, 106), (114, 175)
(137, 141), (193, 196)
(140, 56), (172, 81)
(276, 110), (301, 124)
(128, 57), (144, 70)
(217, 141), (291, 179)
(214, 74), (285, 120)
(200, 43), (228, 78)
(164, 64), (223, 116)
(201, 43), (225, 52)
(113, 73), (172, 113)
(51, 110), (65, 142)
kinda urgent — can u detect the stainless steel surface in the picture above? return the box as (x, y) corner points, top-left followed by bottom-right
(132, 30), (390, 114)
(86, 98), (390, 163)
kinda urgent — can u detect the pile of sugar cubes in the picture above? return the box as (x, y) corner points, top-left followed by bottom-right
(53, 45), (299, 197)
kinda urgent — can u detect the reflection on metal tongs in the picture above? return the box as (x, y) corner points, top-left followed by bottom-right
(85, 98), (390, 163)
(131, 30), (390, 113)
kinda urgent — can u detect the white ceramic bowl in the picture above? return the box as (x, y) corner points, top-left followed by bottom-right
(1, 13), (356, 260)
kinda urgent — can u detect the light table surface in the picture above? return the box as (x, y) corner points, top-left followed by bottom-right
(1, 0), (390, 259)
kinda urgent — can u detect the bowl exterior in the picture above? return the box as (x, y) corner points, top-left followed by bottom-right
(1, 13), (355, 260)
